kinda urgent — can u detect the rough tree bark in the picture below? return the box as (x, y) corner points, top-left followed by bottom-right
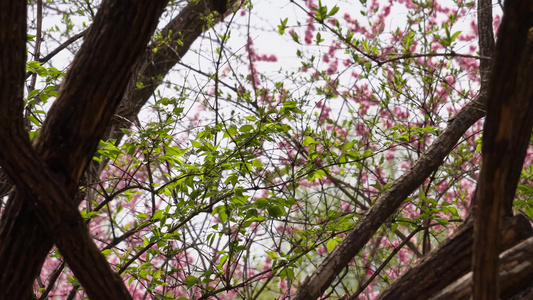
(0, 0), (240, 298)
(472, 0), (533, 298)
(0, 0), (239, 198)
(476, 0), (494, 94)
(376, 215), (533, 300)
(431, 235), (533, 300)
(0, 0), (168, 298)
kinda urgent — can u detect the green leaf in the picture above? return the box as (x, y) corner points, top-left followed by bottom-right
(218, 255), (228, 268)
(436, 218), (449, 226)
(184, 275), (198, 289)
(39, 93), (49, 102)
(28, 116), (40, 126)
(239, 124), (254, 132)
(279, 268), (295, 280)
(252, 160), (263, 168)
(283, 101), (297, 108)
(326, 239), (339, 252)
(447, 207), (459, 217)
(152, 210), (164, 220)
(278, 18), (288, 35)
(254, 198), (269, 209)
(395, 217), (413, 227)
(342, 141), (355, 152)
(166, 145), (187, 157)
(28, 89), (40, 99)
(328, 6), (340, 17)
(303, 136), (315, 146)
(246, 209), (258, 218)
(518, 184), (533, 195)
(314, 169), (326, 179)
(291, 31), (300, 43)
(267, 205), (284, 218)
(525, 206), (533, 220)
(450, 31), (461, 42)
(190, 140), (203, 148)
(136, 212), (148, 219)
(27, 61), (41, 69)
(266, 251), (278, 259)
(315, 32), (324, 44)
(398, 133), (410, 142)
(36, 67), (48, 77)
(224, 126), (238, 138)
(120, 128), (132, 135)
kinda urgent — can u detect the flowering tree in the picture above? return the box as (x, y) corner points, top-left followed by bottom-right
(1, 0), (533, 299)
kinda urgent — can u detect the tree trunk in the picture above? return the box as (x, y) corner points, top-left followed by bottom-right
(377, 215), (533, 300)
(0, 0), (167, 298)
(431, 234), (533, 300)
(472, 0), (533, 298)
(0, 0), (239, 297)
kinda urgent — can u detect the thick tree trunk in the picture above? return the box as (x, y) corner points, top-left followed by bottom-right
(0, 0), (168, 298)
(0, 2), (44, 299)
(377, 215), (533, 300)
(0, 0), (239, 298)
(472, 0), (533, 298)
(431, 235), (533, 300)
(0, 0), (238, 198)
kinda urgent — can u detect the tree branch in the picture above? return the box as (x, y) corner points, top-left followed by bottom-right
(472, 1), (533, 298)
(293, 0), (497, 297)
(0, 1), (242, 297)
(293, 86), (487, 299)
(0, 0), (168, 298)
(376, 215), (533, 299)
(432, 234), (533, 300)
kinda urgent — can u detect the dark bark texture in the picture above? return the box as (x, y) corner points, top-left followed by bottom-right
(377, 215), (533, 300)
(0, 0), (239, 298)
(472, 0), (533, 298)
(431, 235), (533, 300)
(0, 0), (168, 298)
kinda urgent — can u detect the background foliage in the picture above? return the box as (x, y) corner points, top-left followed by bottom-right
(7, 0), (527, 299)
